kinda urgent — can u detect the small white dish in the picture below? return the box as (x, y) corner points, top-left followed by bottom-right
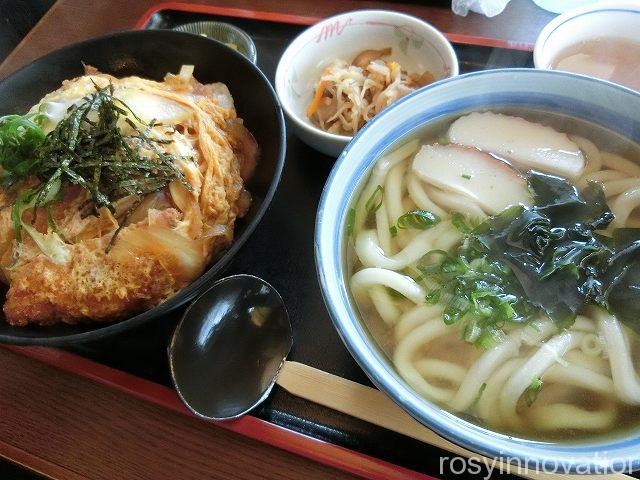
(275, 10), (458, 157)
(534, 1), (640, 83)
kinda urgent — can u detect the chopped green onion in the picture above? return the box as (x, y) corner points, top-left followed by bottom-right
(451, 212), (472, 234)
(422, 249), (449, 261)
(524, 377), (544, 406)
(0, 112), (46, 186)
(475, 328), (505, 349)
(443, 294), (470, 325)
(470, 382), (487, 413)
(365, 185), (384, 214)
(345, 208), (356, 237)
(425, 289), (441, 304)
(461, 174), (472, 180)
(416, 250), (449, 276)
(397, 210), (440, 230)
(389, 225), (398, 237)
(463, 320), (481, 343)
(441, 256), (468, 274)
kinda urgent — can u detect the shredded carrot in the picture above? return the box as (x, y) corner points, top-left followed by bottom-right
(417, 70), (435, 86)
(307, 80), (328, 118)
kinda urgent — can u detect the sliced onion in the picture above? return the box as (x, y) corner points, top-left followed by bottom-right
(110, 225), (206, 285)
(179, 65), (195, 81)
(127, 191), (172, 226)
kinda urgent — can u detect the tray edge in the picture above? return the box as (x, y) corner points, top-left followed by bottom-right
(3, 345), (435, 480)
(135, 2), (535, 51)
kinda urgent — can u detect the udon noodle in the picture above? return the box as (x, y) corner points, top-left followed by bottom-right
(348, 110), (640, 439)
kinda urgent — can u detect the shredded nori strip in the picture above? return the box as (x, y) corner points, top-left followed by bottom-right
(4, 82), (193, 248)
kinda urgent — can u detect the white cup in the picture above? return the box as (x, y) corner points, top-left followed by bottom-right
(534, 1), (640, 81)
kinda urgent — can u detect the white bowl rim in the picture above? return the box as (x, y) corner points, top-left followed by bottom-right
(275, 8), (459, 144)
(533, 0), (640, 68)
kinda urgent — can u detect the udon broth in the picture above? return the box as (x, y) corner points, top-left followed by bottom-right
(347, 108), (640, 440)
(551, 37), (640, 91)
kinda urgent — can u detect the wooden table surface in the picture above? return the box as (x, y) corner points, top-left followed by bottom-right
(0, 348), (358, 480)
(0, 0), (554, 478)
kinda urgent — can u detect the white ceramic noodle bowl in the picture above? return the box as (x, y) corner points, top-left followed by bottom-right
(315, 68), (640, 473)
(275, 10), (458, 157)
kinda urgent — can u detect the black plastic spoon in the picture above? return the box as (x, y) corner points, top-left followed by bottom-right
(169, 274), (292, 419)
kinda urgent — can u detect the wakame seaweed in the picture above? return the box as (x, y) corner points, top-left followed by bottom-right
(418, 172), (640, 343)
(602, 229), (640, 330)
(0, 83), (193, 245)
(473, 172), (640, 332)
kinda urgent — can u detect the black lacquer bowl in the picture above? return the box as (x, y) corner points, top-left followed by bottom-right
(0, 30), (285, 345)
